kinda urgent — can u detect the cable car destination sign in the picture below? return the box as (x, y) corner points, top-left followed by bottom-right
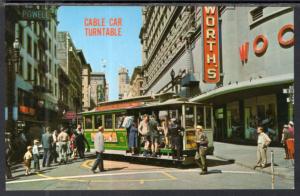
(202, 6), (220, 83)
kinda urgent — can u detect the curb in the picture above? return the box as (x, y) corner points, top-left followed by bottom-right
(214, 155), (294, 180)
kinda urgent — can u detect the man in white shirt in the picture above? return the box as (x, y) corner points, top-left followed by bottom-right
(254, 126), (271, 169)
(91, 126), (105, 173)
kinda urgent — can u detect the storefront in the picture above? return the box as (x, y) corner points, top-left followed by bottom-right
(191, 74), (293, 145)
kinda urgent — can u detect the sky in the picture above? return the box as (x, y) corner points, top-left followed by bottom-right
(57, 6), (142, 101)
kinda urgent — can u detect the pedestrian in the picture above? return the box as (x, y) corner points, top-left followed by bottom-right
(75, 124), (89, 159)
(149, 114), (160, 157)
(32, 139), (40, 172)
(70, 130), (78, 159)
(41, 127), (53, 167)
(5, 133), (13, 179)
(194, 125), (208, 175)
(168, 118), (183, 160)
(51, 130), (59, 163)
(161, 117), (169, 148)
(288, 121), (294, 138)
(281, 124), (291, 159)
(91, 126), (105, 173)
(128, 119), (138, 155)
(23, 146), (33, 175)
(254, 126), (271, 169)
(57, 128), (70, 164)
(138, 114), (151, 156)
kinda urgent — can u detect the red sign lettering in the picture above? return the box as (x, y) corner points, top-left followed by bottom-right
(202, 6), (220, 83)
(278, 24), (294, 47)
(239, 42), (249, 63)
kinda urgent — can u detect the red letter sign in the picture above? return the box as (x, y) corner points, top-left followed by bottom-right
(203, 6), (220, 83)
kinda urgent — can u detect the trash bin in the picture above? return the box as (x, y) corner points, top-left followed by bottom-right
(286, 138), (294, 159)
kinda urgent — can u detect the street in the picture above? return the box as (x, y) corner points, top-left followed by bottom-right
(6, 155), (294, 190)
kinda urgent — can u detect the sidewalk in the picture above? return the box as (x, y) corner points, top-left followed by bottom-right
(213, 142), (294, 179)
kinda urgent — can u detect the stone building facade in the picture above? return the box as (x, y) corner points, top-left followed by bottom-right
(81, 63), (92, 111)
(90, 72), (107, 106)
(140, 6), (294, 144)
(57, 31), (83, 118)
(118, 67), (130, 99)
(127, 66), (143, 98)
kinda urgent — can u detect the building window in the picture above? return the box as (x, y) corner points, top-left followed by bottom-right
(27, 35), (32, 56)
(49, 59), (52, 74)
(34, 68), (38, 85)
(34, 42), (38, 59)
(18, 56), (23, 77)
(27, 63), (32, 81)
(55, 83), (57, 97)
(54, 64), (57, 77)
(49, 79), (53, 93)
(19, 25), (24, 48)
(49, 38), (52, 52)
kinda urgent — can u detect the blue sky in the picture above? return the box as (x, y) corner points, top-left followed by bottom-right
(57, 6), (142, 101)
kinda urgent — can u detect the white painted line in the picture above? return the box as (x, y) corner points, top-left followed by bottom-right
(6, 169), (257, 185)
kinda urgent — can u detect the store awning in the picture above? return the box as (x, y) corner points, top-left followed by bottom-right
(190, 73), (293, 103)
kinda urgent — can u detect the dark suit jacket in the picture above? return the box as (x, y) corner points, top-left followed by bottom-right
(42, 132), (53, 149)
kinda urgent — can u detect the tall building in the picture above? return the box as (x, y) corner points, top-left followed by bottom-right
(5, 5), (60, 137)
(90, 72), (107, 106)
(140, 6), (200, 97)
(127, 66), (143, 98)
(140, 6), (294, 144)
(118, 67), (129, 99)
(57, 32), (83, 122)
(81, 62), (92, 112)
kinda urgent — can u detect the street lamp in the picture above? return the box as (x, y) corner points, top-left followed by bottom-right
(6, 38), (21, 139)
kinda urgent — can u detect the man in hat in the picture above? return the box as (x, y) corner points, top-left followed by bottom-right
(195, 125), (208, 175)
(91, 126), (105, 173)
(168, 118), (183, 160)
(32, 139), (40, 172)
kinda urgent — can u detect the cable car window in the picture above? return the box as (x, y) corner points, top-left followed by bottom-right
(185, 106), (194, 128)
(197, 106), (204, 127)
(95, 114), (102, 129)
(206, 107), (212, 129)
(104, 115), (113, 129)
(115, 113), (125, 129)
(85, 116), (92, 129)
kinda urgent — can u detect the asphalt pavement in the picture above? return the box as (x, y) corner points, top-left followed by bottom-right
(213, 142), (294, 179)
(5, 154), (294, 190)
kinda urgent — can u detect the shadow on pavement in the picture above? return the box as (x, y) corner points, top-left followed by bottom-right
(105, 167), (128, 171)
(207, 169), (222, 174)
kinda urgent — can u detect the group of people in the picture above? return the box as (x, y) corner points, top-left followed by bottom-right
(22, 124), (90, 176)
(125, 114), (184, 159)
(254, 120), (295, 170)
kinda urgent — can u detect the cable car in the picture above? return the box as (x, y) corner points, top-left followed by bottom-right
(81, 93), (214, 165)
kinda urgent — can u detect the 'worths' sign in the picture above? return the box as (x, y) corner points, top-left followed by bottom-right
(202, 6), (220, 83)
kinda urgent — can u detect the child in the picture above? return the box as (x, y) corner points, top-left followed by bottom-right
(24, 146), (33, 175)
(32, 140), (40, 172)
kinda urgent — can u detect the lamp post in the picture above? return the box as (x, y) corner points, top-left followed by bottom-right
(6, 38), (20, 136)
